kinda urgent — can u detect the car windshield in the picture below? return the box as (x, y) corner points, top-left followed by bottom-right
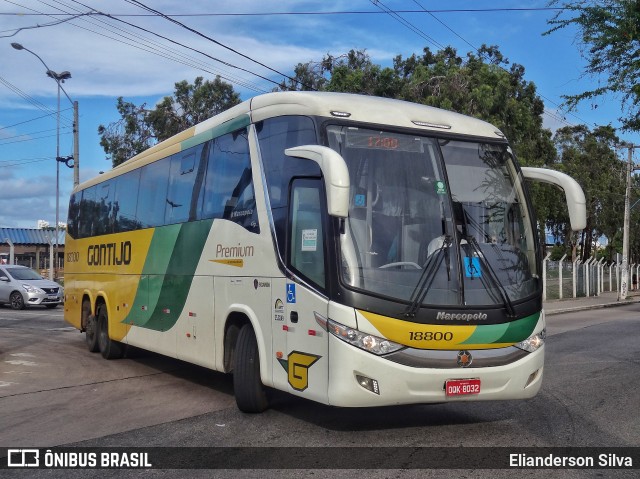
(8, 268), (44, 281)
(326, 125), (538, 307)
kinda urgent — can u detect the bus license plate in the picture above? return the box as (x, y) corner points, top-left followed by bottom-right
(445, 379), (481, 397)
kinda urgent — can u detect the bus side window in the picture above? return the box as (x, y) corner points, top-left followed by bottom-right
(201, 129), (258, 232)
(67, 193), (80, 238)
(79, 186), (96, 238)
(113, 169), (142, 232)
(166, 149), (197, 225)
(289, 179), (325, 289)
(138, 158), (170, 228)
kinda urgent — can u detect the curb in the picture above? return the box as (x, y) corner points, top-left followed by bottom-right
(544, 297), (640, 316)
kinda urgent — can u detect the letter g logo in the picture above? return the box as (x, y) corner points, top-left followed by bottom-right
(280, 351), (321, 391)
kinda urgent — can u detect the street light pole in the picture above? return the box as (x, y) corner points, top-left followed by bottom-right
(617, 143), (639, 301)
(11, 42), (76, 280)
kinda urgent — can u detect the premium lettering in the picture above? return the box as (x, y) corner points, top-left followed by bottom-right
(87, 241), (132, 266)
(216, 243), (254, 258)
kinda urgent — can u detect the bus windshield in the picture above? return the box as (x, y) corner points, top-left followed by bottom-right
(326, 125), (539, 308)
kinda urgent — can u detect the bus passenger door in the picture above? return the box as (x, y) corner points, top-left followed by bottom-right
(278, 179), (329, 404)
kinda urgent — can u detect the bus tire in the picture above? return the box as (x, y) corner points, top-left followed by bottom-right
(83, 300), (99, 353)
(86, 316), (100, 353)
(233, 324), (269, 413)
(97, 305), (125, 360)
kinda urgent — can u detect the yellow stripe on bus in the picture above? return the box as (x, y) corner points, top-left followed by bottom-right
(358, 310), (506, 350)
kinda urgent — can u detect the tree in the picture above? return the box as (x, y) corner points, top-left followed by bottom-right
(282, 46), (553, 163)
(99, 76), (241, 167)
(146, 76), (241, 142)
(546, 1), (640, 131)
(283, 46), (562, 246)
(549, 125), (624, 261)
(98, 97), (154, 167)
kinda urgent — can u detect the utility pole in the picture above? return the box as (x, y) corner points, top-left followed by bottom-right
(73, 100), (80, 187)
(618, 144), (639, 301)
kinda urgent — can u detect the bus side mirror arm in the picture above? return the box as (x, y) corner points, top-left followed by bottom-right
(285, 145), (350, 218)
(521, 167), (587, 231)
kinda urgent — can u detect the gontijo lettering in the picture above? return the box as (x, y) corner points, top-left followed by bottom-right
(87, 241), (132, 266)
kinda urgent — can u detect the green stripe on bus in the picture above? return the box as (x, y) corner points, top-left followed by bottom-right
(139, 219), (213, 331)
(461, 312), (540, 346)
(181, 114), (251, 150)
(124, 225), (181, 327)
(494, 312), (540, 344)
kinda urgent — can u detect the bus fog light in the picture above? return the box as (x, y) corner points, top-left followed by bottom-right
(355, 374), (380, 394)
(525, 369), (540, 388)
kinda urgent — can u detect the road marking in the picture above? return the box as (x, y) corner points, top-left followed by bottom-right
(0, 381), (16, 387)
(10, 353), (35, 358)
(46, 327), (76, 331)
(4, 360), (38, 366)
(4, 370), (33, 375)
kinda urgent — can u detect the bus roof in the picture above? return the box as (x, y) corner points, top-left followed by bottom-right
(77, 91), (505, 191)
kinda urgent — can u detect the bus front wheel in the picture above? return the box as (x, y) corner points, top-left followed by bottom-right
(233, 324), (269, 413)
(97, 305), (125, 360)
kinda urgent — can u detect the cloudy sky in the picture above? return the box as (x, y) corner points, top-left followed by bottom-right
(1, 0), (637, 228)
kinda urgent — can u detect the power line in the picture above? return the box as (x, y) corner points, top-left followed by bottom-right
(8, 0), (268, 93)
(0, 157), (54, 168)
(370, 0), (446, 51)
(385, 0), (589, 130)
(0, 130), (72, 146)
(0, 110), (71, 132)
(0, 75), (74, 127)
(123, 0), (313, 90)
(60, 0), (268, 93)
(0, 8), (567, 17)
(0, 126), (71, 141)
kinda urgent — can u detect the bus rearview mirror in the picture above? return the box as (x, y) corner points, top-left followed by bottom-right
(521, 167), (587, 231)
(285, 145), (350, 218)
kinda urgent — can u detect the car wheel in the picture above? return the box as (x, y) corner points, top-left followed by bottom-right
(97, 305), (125, 360)
(9, 291), (25, 310)
(233, 324), (269, 413)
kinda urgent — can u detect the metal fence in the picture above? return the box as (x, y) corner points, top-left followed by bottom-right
(542, 254), (640, 300)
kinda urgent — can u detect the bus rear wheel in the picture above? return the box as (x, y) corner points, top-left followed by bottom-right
(233, 324), (269, 413)
(97, 305), (125, 360)
(84, 300), (99, 353)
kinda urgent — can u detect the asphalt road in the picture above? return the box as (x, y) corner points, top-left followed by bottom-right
(1, 303), (639, 478)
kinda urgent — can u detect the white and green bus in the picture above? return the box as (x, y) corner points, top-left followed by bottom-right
(64, 92), (585, 412)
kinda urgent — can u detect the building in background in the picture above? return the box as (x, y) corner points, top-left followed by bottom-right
(0, 228), (65, 277)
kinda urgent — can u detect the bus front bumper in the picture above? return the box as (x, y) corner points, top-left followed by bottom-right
(327, 334), (544, 407)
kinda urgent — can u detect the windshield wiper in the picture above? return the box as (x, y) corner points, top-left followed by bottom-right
(465, 236), (516, 318)
(403, 235), (452, 318)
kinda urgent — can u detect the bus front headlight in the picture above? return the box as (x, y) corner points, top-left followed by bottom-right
(327, 318), (404, 355)
(514, 328), (546, 353)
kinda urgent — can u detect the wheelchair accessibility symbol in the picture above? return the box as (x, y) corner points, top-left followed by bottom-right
(464, 257), (482, 278)
(286, 283), (296, 303)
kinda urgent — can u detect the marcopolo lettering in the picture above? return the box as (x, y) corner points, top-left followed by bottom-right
(87, 241), (132, 266)
(436, 311), (488, 322)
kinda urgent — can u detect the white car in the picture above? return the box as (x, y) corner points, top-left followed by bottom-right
(0, 265), (63, 310)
